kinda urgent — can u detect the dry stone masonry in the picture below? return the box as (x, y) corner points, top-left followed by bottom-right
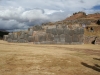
(4, 24), (84, 44)
(3, 12), (100, 45)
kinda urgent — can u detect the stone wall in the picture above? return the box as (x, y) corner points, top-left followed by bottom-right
(4, 25), (84, 44)
(84, 36), (100, 45)
(95, 37), (100, 45)
(84, 36), (96, 44)
(4, 25), (100, 45)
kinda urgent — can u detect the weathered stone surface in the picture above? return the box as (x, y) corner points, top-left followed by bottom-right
(46, 33), (54, 41)
(4, 11), (100, 44)
(33, 26), (43, 31)
(95, 37), (100, 45)
(3, 35), (8, 41)
(60, 34), (65, 43)
(38, 35), (46, 42)
(8, 33), (13, 39)
(78, 34), (84, 43)
(28, 28), (33, 36)
(13, 32), (18, 40)
(28, 36), (34, 42)
(54, 35), (60, 43)
(4, 25), (85, 44)
(57, 29), (64, 35)
(64, 29), (70, 34)
(7, 38), (12, 42)
(65, 34), (72, 44)
(51, 28), (57, 35)
(46, 29), (52, 33)
(84, 36), (96, 44)
(33, 35), (39, 42)
(72, 35), (79, 42)
(32, 31), (46, 43)
(20, 32), (25, 39)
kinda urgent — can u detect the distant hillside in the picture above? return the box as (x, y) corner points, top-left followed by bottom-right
(66, 12), (86, 21)
(0, 30), (9, 40)
(64, 12), (100, 25)
(42, 12), (100, 26)
(66, 12), (100, 20)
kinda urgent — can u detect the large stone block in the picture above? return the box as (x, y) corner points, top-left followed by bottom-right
(74, 28), (84, 34)
(24, 34), (29, 40)
(34, 35), (39, 42)
(64, 28), (70, 34)
(51, 28), (57, 35)
(13, 32), (18, 40)
(95, 37), (100, 45)
(57, 29), (64, 35)
(28, 36), (34, 42)
(65, 34), (72, 44)
(7, 38), (12, 42)
(12, 40), (18, 43)
(84, 36), (95, 44)
(69, 30), (74, 36)
(60, 34), (65, 43)
(46, 33), (54, 41)
(78, 34), (84, 43)
(72, 34), (79, 42)
(54, 35), (60, 43)
(46, 29), (52, 33)
(28, 29), (33, 36)
(20, 32), (25, 39)
(38, 35), (46, 42)
(33, 31), (46, 42)
(3, 35), (8, 41)
(32, 26), (43, 31)
(8, 33), (13, 39)
(80, 28), (84, 34)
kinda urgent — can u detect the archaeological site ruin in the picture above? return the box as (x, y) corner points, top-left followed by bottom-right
(3, 12), (100, 45)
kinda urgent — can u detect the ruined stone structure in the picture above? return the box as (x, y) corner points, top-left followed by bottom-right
(84, 26), (100, 44)
(3, 12), (100, 45)
(95, 37), (100, 45)
(4, 24), (84, 44)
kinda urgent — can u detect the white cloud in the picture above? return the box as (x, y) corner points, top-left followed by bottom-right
(0, 6), (66, 30)
(44, 9), (64, 15)
(0, 0), (100, 31)
(21, 9), (49, 22)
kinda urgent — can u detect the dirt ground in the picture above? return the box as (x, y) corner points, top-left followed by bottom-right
(0, 40), (100, 75)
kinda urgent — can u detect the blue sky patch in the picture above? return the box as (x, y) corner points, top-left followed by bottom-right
(92, 5), (100, 10)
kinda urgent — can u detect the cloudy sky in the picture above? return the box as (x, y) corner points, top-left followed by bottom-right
(0, 0), (100, 31)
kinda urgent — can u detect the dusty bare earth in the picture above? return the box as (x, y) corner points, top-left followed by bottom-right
(0, 40), (100, 75)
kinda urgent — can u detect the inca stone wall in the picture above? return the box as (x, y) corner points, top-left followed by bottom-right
(95, 37), (100, 45)
(84, 36), (100, 44)
(84, 26), (100, 44)
(4, 25), (84, 44)
(84, 36), (96, 44)
(3, 11), (100, 45)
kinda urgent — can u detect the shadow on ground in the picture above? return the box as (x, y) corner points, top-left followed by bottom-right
(81, 58), (100, 72)
(81, 62), (100, 72)
(93, 58), (100, 61)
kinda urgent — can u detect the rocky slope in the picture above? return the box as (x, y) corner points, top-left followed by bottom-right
(64, 12), (100, 25)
